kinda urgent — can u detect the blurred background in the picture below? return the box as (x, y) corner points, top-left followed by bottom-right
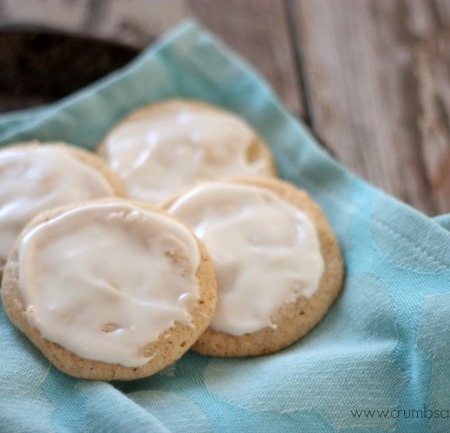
(0, 0), (449, 215)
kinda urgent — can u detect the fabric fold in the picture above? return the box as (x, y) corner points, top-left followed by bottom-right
(1, 20), (449, 433)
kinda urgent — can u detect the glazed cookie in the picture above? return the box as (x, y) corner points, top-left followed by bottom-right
(98, 99), (277, 203)
(164, 178), (344, 357)
(1, 198), (217, 380)
(0, 142), (125, 278)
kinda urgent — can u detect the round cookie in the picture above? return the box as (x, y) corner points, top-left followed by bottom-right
(0, 142), (126, 279)
(98, 99), (277, 203)
(1, 198), (217, 380)
(164, 178), (344, 357)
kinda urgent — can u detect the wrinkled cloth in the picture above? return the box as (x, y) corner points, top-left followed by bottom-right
(1, 21), (450, 433)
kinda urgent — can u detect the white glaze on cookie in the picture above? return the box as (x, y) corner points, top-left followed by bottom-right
(168, 183), (324, 336)
(0, 146), (115, 262)
(18, 202), (201, 367)
(102, 102), (273, 203)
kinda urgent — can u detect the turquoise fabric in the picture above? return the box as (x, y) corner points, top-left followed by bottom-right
(1, 21), (450, 433)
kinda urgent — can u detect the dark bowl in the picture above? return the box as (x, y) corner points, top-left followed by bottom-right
(0, 25), (141, 112)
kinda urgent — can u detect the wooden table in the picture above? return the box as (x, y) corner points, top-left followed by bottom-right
(1, 0), (449, 215)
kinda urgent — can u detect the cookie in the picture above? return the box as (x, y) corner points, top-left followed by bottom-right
(98, 99), (277, 203)
(1, 198), (217, 380)
(0, 142), (125, 279)
(164, 178), (344, 357)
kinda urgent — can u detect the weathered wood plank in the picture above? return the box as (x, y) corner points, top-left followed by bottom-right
(2, 0), (449, 214)
(292, 0), (450, 215)
(0, 0), (187, 46)
(189, 0), (304, 116)
(0, 0), (90, 31)
(0, 0), (304, 117)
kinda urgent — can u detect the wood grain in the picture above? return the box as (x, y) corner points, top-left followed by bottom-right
(0, 0), (303, 117)
(291, 0), (450, 214)
(189, 0), (304, 116)
(1, 0), (450, 214)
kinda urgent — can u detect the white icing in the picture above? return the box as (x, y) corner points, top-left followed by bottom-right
(18, 202), (201, 367)
(103, 102), (273, 203)
(0, 146), (115, 263)
(168, 183), (324, 336)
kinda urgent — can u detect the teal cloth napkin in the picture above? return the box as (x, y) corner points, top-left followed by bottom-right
(1, 21), (450, 433)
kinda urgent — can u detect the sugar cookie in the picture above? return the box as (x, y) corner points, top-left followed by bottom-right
(0, 142), (125, 278)
(165, 178), (344, 357)
(1, 199), (217, 380)
(98, 99), (276, 203)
